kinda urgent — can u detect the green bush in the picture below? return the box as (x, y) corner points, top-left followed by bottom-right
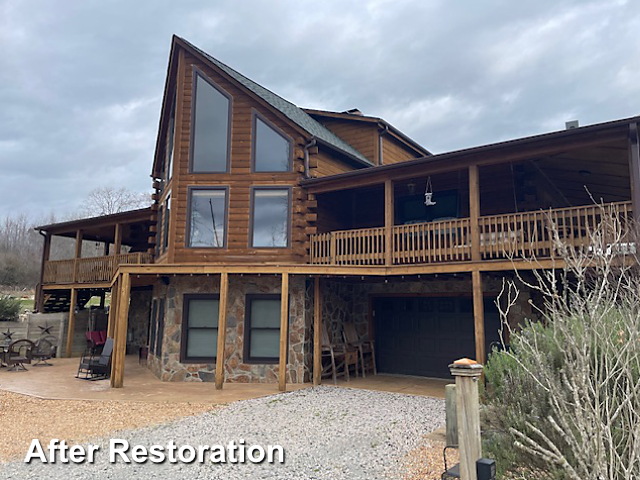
(0, 295), (21, 321)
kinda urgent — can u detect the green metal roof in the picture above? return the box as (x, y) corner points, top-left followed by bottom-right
(178, 37), (372, 166)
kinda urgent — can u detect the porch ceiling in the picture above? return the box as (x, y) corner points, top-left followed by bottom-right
(35, 207), (152, 246)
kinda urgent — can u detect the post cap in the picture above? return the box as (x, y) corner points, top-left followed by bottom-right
(449, 358), (484, 377)
(454, 358), (478, 366)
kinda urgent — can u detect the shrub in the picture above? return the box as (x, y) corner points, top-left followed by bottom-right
(0, 295), (21, 321)
(482, 207), (640, 479)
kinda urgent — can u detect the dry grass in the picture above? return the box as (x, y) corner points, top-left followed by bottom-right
(0, 390), (220, 462)
(403, 438), (459, 480)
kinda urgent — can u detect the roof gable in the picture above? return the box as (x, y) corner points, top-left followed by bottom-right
(174, 36), (371, 166)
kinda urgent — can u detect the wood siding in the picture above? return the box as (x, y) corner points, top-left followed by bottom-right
(158, 48), (350, 264)
(320, 119), (378, 163)
(382, 135), (422, 164)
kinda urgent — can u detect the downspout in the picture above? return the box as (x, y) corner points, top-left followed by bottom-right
(303, 138), (317, 179)
(378, 124), (389, 166)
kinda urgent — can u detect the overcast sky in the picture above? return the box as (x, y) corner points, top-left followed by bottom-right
(1, 0), (639, 219)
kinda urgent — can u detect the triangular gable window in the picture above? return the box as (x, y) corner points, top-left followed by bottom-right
(253, 115), (292, 172)
(191, 70), (231, 173)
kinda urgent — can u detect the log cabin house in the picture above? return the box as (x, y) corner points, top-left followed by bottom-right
(35, 35), (640, 389)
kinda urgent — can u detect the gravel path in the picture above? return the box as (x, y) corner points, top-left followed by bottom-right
(1, 386), (444, 479)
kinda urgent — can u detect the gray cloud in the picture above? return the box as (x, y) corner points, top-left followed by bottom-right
(1, 0), (638, 218)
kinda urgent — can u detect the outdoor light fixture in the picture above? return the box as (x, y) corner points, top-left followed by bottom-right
(424, 176), (436, 206)
(579, 170), (591, 177)
(407, 182), (416, 195)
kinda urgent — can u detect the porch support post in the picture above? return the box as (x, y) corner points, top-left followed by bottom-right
(111, 272), (130, 388)
(628, 122), (640, 222)
(107, 277), (119, 339)
(313, 276), (322, 386)
(215, 272), (229, 390)
(278, 272), (290, 391)
(468, 165), (481, 262)
(385, 180), (394, 266)
(113, 223), (122, 255)
(472, 270), (486, 364)
(73, 230), (83, 283)
(36, 232), (51, 312)
(65, 287), (77, 357)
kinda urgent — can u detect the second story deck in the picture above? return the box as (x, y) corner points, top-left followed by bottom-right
(309, 201), (633, 266)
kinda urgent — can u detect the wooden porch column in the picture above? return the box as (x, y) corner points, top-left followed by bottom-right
(629, 122), (640, 222)
(468, 165), (481, 262)
(313, 276), (322, 386)
(215, 272), (229, 390)
(36, 233), (51, 312)
(113, 223), (122, 255)
(73, 230), (83, 283)
(278, 272), (290, 391)
(472, 270), (486, 364)
(111, 272), (131, 388)
(65, 288), (77, 357)
(385, 180), (394, 266)
(107, 277), (119, 339)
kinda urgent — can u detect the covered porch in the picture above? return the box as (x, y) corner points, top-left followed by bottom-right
(36, 207), (154, 300)
(306, 120), (639, 268)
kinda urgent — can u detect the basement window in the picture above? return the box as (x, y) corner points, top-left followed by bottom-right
(244, 295), (284, 363)
(250, 187), (290, 248)
(252, 113), (292, 172)
(190, 70), (231, 173)
(181, 295), (219, 363)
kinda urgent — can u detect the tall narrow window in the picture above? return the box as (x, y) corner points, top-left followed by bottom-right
(188, 188), (227, 248)
(163, 195), (171, 254)
(244, 295), (284, 363)
(252, 115), (292, 172)
(156, 205), (164, 257)
(156, 298), (165, 358)
(191, 71), (231, 172)
(164, 97), (176, 181)
(250, 188), (290, 248)
(181, 295), (219, 362)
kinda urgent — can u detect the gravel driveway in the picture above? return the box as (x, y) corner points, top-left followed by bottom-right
(1, 386), (444, 479)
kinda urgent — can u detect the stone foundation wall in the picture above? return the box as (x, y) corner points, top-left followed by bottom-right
(127, 289), (152, 353)
(148, 275), (311, 384)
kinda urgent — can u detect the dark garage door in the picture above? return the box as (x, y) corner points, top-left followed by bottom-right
(373, 296), (501, 378)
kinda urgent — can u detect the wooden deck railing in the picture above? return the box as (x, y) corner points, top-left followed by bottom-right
(393, 218), (471, 264)
(43, 252), (153, 285)
(308, 201), (633, 266)
(310, 226), (386, 266)
(478, 201), (633, 260)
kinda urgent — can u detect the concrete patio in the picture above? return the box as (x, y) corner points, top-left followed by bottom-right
(0, 355), (448, 403)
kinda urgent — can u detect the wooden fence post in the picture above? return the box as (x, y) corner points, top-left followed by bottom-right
(450, 358), (484, 480)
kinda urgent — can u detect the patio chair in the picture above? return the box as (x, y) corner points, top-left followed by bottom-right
(32, 336), (57, 366)
(6, 339), (35, 372)
(76, 337), (113, 380)
(321, 324), (350, 384)
(85, 330), (106, 355)
(342, 322), (377, 377)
